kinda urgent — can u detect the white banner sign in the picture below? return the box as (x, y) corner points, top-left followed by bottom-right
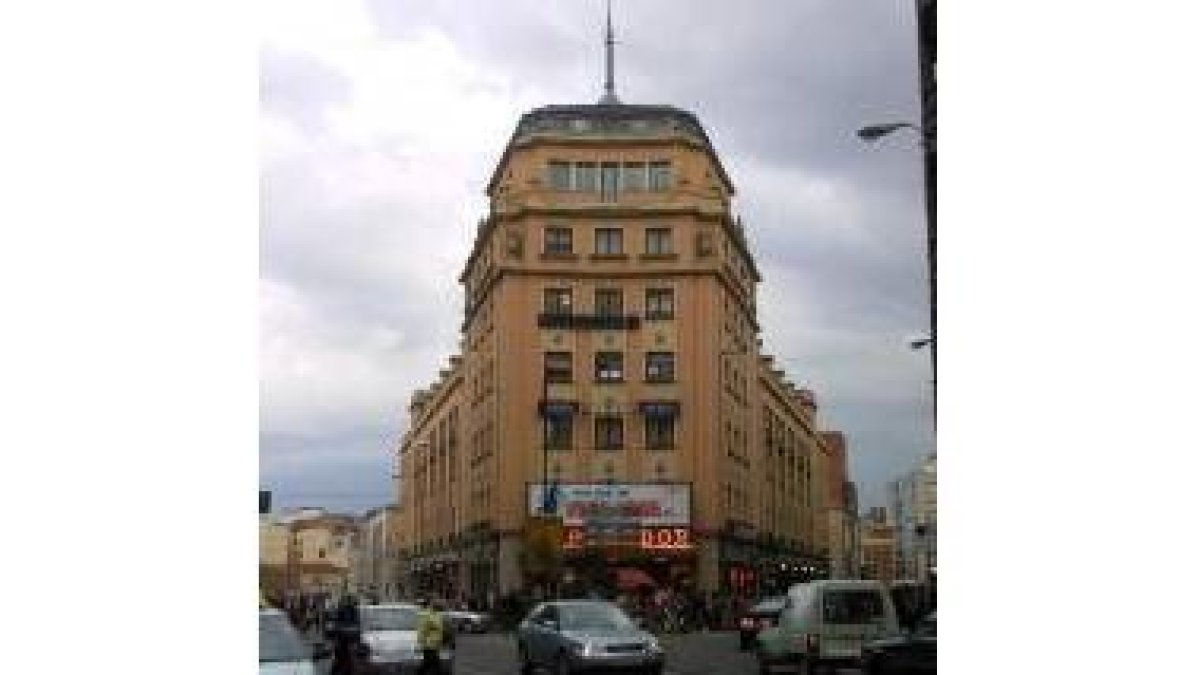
(528, 483), (691, 527)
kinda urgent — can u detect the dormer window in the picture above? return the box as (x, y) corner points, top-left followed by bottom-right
(575, 163), (598, 192)
(649, 161), (672, 191)
(548, 161), (571, 190)
(601, 163), (619, 202)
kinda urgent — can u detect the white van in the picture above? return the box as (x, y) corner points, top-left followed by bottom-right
(756, 580), (901, 674)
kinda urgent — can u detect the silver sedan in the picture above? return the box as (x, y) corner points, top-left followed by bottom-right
(516, 600), (664, 675)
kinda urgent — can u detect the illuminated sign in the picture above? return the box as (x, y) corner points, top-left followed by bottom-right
(640, 527), (692, 550)
(562, 526), (693, 551)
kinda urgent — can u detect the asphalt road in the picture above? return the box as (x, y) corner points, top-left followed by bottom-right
(452, 631), (862, 675)
(299, 628), (862, 674)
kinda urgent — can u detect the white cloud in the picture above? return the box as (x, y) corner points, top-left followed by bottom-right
(260, 0), (377, 58)
(259, 278), (405, 437)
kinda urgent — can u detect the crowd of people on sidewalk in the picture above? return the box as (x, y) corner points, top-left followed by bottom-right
(487, 583), (755, 633)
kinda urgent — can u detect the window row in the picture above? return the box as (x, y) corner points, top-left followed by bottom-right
(543, 287), (674, 319)
(545, 351), (676, 383)
(546, 160), (672, 198)
(545, 415), (676, 451)
(545, 226), (673, 256)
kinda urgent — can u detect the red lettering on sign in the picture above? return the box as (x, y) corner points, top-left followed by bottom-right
(638, 527), (693, 550)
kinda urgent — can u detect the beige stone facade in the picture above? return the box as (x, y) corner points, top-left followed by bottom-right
(259, 510), (358, 598)
(395, 103), (852, 601)
(354, 505), (401, 601)
(860, 511), (899, 583)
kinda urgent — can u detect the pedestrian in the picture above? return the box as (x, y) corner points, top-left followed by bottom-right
(329, 594), (361, 675)
(415, 597), (448, 674)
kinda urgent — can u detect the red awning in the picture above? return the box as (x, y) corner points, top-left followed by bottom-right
(613, 568), (656, 590)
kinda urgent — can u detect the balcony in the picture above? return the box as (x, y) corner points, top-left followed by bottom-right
(537, 312), (641, 330)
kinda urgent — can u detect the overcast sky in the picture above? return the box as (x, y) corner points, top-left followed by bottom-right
(260, 0), (934, 515)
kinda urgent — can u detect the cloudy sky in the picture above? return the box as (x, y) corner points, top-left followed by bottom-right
(260, 0), (934, 515)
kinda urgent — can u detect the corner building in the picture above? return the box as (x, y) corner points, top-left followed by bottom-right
(397, 101), (852, 601)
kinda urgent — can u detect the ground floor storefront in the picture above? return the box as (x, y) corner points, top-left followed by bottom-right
(717, 536), (831, 598)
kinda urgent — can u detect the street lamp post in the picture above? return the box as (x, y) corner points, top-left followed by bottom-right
(541, 362), (549, 513)
(858, 119), (935, 420)
(858, 2), (936, 422)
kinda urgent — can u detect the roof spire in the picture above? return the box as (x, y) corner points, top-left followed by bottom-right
(599, 0), (621, 104)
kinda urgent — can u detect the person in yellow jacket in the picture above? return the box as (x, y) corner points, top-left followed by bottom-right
(415, 598), (447, 674)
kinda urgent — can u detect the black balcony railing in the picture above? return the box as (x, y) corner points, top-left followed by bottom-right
(537, 312), (641, 330)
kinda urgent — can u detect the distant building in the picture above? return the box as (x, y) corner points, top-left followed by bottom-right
(259, 508), (358, 598)
(890, 454), (936, 581)
(860, 507), (898, 583)
(355, 505), (401, 601)
(822, 432), (860, 578)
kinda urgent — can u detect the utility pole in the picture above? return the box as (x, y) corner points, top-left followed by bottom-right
(916, 0), (937, 417)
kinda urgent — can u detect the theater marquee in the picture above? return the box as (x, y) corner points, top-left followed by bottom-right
(528, 482), (691, 527)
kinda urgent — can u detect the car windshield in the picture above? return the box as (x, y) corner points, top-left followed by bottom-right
(360, 606), (419, 631)
(260, 612), (310, 663)
(822, 590), (885, 624)
(559, 603), (634, 631)
(752, 597), (786, 613)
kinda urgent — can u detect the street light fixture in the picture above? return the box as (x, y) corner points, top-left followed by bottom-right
(856, 122), (920, 143)
(909, 337), (933, 350)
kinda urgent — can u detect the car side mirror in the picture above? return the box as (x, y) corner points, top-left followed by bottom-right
(312, 642), (332, 661)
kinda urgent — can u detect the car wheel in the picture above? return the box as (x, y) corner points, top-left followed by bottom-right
(756, 648), (771, 675)
(796, 657), (815, 675)
(517, 643), (533, 675)
(555, 651), (573, 675)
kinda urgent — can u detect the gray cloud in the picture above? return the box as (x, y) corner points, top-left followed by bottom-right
(262, 0), (933, 513)
(260, 48), (353, 134)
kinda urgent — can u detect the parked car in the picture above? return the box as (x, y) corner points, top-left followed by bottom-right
(860, 611), (936, 675)
(445, 609), (492, 634)
(516, 600), (665, 675)
(356, 603), (455, 674)
(888, 581), (936, 630)
(738, 596), (786, 651)
(756, 580), (901, 675)
(260, 608), (331, 675)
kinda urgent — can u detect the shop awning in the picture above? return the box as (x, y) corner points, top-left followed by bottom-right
(613, 567), (657, 590)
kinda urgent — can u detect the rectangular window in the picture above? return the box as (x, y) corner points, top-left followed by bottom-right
(601, 162), (620, 202)
(645, 288), (675, 320)
(545, 227), (573, 254)
(543, 288), (572, 315)
(822, 591), (885, 624)
(595, 416), (624, 450)
(595, 228), (623, 255)
(622, 162), (647, 191)
(645, 416), (675, 450)
(595, 351), (624, 382)
(594, 288), (623, 317)
(645, 352), (676, 383)
(575, 162), (598, 192)
(546, 415), (573, 450)
(649, 161), (672, 191)
(545, 351), (572, 383)
(645, 228), (673, 255)
(548, 161), (571, 190)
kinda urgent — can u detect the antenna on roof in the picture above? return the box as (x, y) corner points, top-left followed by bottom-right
(598, 0), (621, 104)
